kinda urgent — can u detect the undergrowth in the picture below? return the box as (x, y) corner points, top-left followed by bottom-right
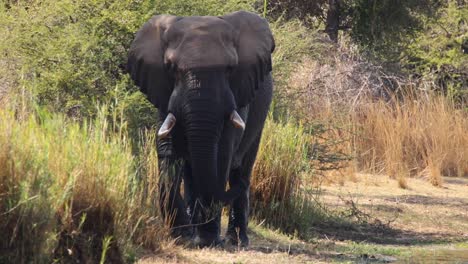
(0, 96), (167, 263)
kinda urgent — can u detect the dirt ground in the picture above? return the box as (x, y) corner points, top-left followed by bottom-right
(138, 175), (468, 263)
(320, 174), (468, 244)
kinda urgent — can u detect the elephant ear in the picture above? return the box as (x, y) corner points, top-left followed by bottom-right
(221, 11), (275, 108)
(127, 15), (180, 111)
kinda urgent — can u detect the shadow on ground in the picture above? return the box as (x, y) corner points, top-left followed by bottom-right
(310, 220), (466, 246)
(228, 228), (361, 263)
(382, 194), (468, 207)
(243, 226), (397, 263)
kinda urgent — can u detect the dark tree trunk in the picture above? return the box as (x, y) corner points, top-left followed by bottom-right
(325, 0), (340, 43)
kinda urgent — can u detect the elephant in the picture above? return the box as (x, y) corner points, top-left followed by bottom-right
(127, 11), (275, 247)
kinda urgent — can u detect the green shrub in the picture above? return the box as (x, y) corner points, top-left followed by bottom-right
(269, 18), (329, 118)
(403, 1), (467, 101)
(0, 0), (256, 118)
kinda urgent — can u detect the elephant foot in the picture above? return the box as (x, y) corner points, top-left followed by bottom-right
(192, 234), (224, 248)
(171, 226), (194, 245)
(224, 228), (249, 248)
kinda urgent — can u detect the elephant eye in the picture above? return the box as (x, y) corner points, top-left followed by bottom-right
(164, 61), (178, 77)
(226, 65), (235, 76)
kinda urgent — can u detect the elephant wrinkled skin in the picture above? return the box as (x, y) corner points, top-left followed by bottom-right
(127, 11), (275, 247)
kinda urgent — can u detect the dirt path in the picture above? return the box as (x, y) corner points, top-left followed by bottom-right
(137, 175), (468, 263)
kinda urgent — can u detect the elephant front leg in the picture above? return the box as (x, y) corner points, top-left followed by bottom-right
(194, 201), (223, 247)
(226, 135), (262, 247)
(158, 157), (192, 239)
(226, 167), (250, 247)
(181, 161), (223, 247)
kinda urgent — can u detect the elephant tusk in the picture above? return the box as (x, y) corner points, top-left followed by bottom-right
(158, 113), (176, 138)
(230, 110), (245, 130)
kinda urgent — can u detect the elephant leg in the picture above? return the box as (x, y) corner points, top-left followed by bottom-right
(226, 135), (262, 247)
(183, 162), (195, 223)
(195, 201), (223, 247)
(182, 161), (198, 239)
(225, 167), (247, 245)
(158, 157), (191, 239)
(182, 161), (222, 247)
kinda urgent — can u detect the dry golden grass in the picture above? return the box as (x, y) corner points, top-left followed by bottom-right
(311, 94), (468, 188)
(252, 118), (310, 204)
(352, 96), (468, 187)
(250, 117), (321, 234)
(285, 46), (468, 188)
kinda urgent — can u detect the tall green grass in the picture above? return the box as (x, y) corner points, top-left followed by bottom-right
(0, 98), (166, 263)
(251, 117), (327, 237)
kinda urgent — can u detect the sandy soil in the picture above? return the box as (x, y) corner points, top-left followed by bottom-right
(320, 174), (468, 242)
(137, 175), (468, 264)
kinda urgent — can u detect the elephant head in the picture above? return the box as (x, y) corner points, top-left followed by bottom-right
(127, 11), (275, 204)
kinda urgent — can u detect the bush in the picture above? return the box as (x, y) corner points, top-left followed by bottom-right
(279, 34), (468, 187)
(265, 0), (326, 25)
(269, 18), (330, 118)
(403, 1), (468, 101)
(251, 117), (309, 234)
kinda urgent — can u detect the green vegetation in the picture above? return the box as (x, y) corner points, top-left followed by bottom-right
(0, 0), (253, 118)
(264, 0), (467, 100)
(404, 1), (468, 100)
(0, 99), (164, 262)
(252, 118), (322, 236)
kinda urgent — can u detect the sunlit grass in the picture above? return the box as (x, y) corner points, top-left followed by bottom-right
(352, 95), (468, 187)
(251, 117), (327, 236)
(0, 97), (323, 261)
(0, 99), (166, 263)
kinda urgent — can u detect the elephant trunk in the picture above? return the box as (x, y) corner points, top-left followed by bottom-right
(184, 101), (246, 206)
(184, 97), (226, 205)
(187, 124), (243, 206)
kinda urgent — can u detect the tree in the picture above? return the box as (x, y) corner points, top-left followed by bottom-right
(325, 0), (341, 42)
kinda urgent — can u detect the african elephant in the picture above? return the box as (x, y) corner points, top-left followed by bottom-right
(127, 11), (275, 247)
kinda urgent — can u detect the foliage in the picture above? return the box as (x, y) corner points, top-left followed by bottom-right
(0, 0), (332, 123)
(269, 19), (330, 118)
(403, 1), (468, 101)
(265, 0), (327, 24)
(263, 0), (467, 98)
(347, 0), (439, 61)
(0, 0), (255, 119)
